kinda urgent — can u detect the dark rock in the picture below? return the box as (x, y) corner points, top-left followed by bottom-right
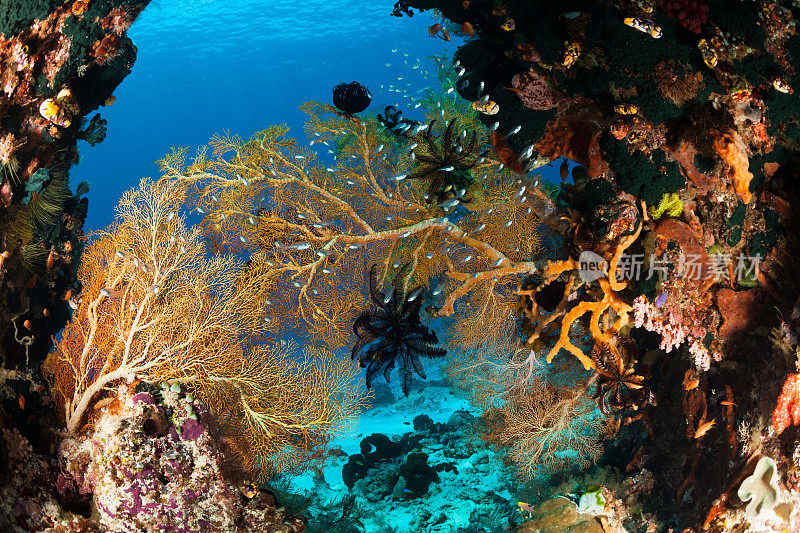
(342, 453), (369, 490)
(141, 406), (169, 438)
(413, 414), (442, 433)
(397, 452), (439, 498)
(359, 433), (402, 464)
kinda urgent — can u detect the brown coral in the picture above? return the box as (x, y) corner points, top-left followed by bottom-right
(509, 67), (563, 111)
(654, 219), (715, 291)
(651, 60), (705, 106)
(715, 287), (773, 339)
(489, 131), (527, 173)
(535, 107), (608, 177)
(662, 140), (714, 193)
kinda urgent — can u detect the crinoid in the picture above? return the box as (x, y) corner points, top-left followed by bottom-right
(377, 105), (419, 137)
(590, 338), (654, 417)
(351, 264), (446, 396)
(406, 119), (488, 204)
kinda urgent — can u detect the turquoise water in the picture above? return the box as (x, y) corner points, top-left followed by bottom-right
(75, 0), (459, 231)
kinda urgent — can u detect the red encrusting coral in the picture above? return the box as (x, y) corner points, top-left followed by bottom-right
(773, 373), (800, 434)
(662, 0), (710, 34)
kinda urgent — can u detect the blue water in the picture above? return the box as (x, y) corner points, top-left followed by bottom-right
(75, 0), (460, 231)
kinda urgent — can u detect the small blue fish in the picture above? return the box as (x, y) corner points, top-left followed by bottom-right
(655, 291), (667, 307)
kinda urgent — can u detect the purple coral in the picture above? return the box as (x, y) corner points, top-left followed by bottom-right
(180, 418), (204, 440)
(662, 0), (709, 34)
(54, 384), (305, 532)
(132, 392), (155, 405)
(511, 68), (562, 111)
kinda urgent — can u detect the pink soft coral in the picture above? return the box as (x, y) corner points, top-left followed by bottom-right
(632, 295), (718, 370)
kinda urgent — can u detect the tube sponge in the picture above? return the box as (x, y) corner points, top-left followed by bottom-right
(737, 456), (780, 517)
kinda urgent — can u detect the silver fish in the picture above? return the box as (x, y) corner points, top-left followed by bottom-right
(406, 287), (422, 301)
(441, 198), (460, 209)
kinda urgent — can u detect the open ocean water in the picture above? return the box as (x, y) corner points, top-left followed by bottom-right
(76, 0), (461, 231)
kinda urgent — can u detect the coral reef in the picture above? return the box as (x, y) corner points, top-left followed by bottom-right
(386, 0), (800, 529)
(0, 0), (149, 371)
(59, 382), (307, 532)
(0, 370), (308, 532)
(7, 0), (800, 529)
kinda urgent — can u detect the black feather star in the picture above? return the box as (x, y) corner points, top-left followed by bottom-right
(405, 119), (488, 204)
(351, 264), (446, 396)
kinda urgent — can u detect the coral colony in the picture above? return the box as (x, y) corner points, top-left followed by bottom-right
(4, 0), (800, 532)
